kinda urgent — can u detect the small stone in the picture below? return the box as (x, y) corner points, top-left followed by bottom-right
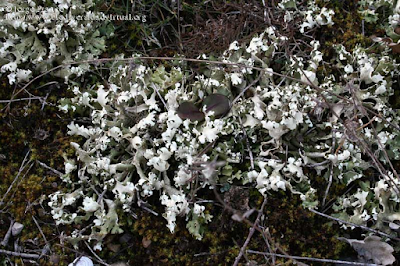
(11, 222), (24, 236)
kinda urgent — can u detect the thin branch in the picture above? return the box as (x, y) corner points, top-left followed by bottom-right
(258, 226), (275, 265)
(232, 74), (263, 106)
(56, 243), (109, 266)
(150, 83), (169, 111)
(36, 160), (63, 177)
(0, 97), (44, 103)
(194, 250), (229, 257)
(246, 250), (377, 265)
(233, 197), (267, 266)
(310, 209), (400, 241)
(0, 151), (31, 206)
(3, 161), (35, 212)
(0, 249), (40, 259)
(84, 241), (111, 266)
(32, 216), (49, 251)
(363, 107), (400, 131)
(212, 188), (303, 265)
(1, 219), (14, 247)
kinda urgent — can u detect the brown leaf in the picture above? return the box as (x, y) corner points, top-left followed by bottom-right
(339, 236), (396, 265)
(389, 43), (400, 54)
(203, 93), (231, 118)
(177, 102), (205, 121)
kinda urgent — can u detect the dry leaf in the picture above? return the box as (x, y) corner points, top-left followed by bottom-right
(338, 236), (395, 265)
(371, 36), (400, 54)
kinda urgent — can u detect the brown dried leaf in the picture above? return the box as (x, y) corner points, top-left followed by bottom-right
(389, 43), (400, 54)
(177, 102), (205, 121)
(339, 236), (396, 265)
(203, 93), (231, 118)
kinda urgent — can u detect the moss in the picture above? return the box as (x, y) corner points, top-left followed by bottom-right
(87, 186), (345, 265)
(0, 76), (80, 265)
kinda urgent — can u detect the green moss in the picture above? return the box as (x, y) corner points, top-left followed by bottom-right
(0, 76), (80, 265)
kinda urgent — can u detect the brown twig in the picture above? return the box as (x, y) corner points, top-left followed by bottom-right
(1, 219), (14, 247)
(0, 96), (44, 103)
(36, 160), (63, 177)
(55, 243), (110, 266)
(84, 241), (111, 266)
(0, 150), (31, 208)
(212, 188), (303, 265)
(32, 216), (50, 256)
(310, 209), (400, 241)
(0, 248), (40, 259)
(231, 73), (263, 106)
(150, 83), (169, 111)
(233, 197), (267, 266)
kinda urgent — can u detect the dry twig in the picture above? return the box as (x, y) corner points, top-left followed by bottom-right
(310, 209), (400, 241)
(0, 249), (40, 259)
(0, 219), (14, 247)
(246, 250), (377, 265)
(233, 197), (267, 266)
(0, 150), (32, 209)
(84, 241), (111, 266)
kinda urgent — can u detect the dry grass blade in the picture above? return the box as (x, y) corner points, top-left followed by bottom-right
(0, 150), (32, 208)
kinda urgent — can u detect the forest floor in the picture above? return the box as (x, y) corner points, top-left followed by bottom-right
(0, 0), (399, 265)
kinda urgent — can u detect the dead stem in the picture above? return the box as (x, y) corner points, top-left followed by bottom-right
(0, 249), (40, 259)
(233, 197), (267, 266)
(310, 209), (400, 241)
(84, 241), (111, 266)
(246, 250), (376, 265)
(0, 150), (32, 209)
(213, 188), (303, 265)
(31, 216), (50, 256)
(0, 219), (14, 247)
